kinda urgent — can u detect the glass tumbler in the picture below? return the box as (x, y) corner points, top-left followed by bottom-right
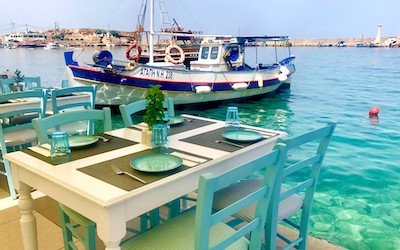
(225, 106), (240, 129)
(50, 131), (71, 158)
(151, 124), (169, 149)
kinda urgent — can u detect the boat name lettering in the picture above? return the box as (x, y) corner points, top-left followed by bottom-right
(140, 68), (173, 79)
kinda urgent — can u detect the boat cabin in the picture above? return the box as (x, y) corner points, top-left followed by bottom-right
(190, 37), (244, 72)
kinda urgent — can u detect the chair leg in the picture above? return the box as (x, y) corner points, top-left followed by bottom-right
(57, 203), (96, 250)
(57, 204), (74, 250)
(82, 223), (97, 250)
(167, 198), (181, 218)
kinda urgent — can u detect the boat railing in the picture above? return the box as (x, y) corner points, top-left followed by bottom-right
(279, 56), (296, 66)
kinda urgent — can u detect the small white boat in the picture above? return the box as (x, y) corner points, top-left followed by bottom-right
(44, 42), (61, 49)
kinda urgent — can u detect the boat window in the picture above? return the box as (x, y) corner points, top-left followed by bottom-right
(210, 47), (219, 59)
(201, 47), (210, 59)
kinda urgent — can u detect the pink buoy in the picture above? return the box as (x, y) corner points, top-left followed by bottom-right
(369, 107), (380, 116)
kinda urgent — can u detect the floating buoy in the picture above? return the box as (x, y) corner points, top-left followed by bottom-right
(369, 107), (380, 116)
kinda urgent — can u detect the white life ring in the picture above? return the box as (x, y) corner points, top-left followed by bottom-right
(165, 45), (185, 64)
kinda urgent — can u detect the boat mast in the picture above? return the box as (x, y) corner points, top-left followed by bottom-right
(149, 0), (154, 64)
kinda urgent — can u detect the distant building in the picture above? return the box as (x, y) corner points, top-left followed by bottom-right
(3, 32), (47, 42)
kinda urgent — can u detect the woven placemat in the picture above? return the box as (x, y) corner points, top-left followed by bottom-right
(23, 134), (138, 165)
(180, 127), (267, 152)
(78, 148), (207, 191)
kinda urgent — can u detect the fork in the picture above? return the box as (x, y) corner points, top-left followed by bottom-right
(96, 135), (112, 142)
(111, 164), (147, 184)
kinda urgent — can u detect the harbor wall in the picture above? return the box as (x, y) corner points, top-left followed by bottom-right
(289, 37), (399, 47)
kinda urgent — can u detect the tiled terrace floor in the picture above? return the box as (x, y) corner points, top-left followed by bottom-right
(0, 175), (346, 250)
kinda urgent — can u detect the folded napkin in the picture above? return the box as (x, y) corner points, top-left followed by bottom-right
(28, 144), (51, 157)
(170, 152), (208, 167)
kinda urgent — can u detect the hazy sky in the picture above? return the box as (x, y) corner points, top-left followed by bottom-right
(0, 0), (398, 38)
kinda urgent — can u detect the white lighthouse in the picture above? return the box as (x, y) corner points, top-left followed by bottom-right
(374, 24), (382, 45)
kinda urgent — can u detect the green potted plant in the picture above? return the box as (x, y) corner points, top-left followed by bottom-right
(12, 69), (25, 91)
(143, 85), (166, 130)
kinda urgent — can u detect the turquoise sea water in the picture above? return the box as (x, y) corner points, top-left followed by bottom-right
(1, 46), (400, 249)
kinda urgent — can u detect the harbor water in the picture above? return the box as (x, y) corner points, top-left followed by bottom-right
(1, 46), (400, 249)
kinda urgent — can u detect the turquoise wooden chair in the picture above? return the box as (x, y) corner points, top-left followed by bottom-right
(0, 78), (14, 93)
(0, 89), (49, 199)
(121, 147), (283, 250)
(23, 76), (41, 90)
(33, 107), (111, 144)
(32, 108), (157, 248)
(50, 85), (97, 135)
(32, 108), (111, 250)
(212, 122), (336, 250)
(119, 98), (175, 127)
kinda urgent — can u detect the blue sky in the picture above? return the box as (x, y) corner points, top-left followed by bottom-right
(0, 0), (398, 38)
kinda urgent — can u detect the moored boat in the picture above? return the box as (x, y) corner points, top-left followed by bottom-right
(64, 1), (295, 106)
(44, 42), (61, 49)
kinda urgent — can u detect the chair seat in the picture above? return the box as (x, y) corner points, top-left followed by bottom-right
(121, 210), (249, 250)
(10, 113), (39, 125)
(4, 128), (37, 147)
(213, 179), (304, 222)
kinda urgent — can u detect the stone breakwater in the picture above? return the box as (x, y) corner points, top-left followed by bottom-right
(289, 37), (399, 47)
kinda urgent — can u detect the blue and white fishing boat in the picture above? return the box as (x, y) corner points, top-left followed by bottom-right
(64, 1), (295, 106)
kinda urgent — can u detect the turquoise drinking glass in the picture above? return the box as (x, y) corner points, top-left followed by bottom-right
(50, 131), (71, 158)
(151, 124), (169, 149)
(225, 106), (240, 129)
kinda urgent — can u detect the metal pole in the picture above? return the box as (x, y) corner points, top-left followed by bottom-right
(149, 0), (154, 64)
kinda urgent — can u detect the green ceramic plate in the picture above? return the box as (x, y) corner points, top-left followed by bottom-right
(68, 135), (99, 148)
(130, 154), (183, 172)
(169, 116), (185, 126)
(222, 130), (263, 142)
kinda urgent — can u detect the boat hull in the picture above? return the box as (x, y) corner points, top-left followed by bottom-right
(65, 51), (295, 105)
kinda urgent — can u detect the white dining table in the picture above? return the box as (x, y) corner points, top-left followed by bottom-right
(5, 114), (286, 250)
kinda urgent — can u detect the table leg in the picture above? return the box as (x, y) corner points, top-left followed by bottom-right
(18, 182), (38, 250)
(97, 206), (127, 250)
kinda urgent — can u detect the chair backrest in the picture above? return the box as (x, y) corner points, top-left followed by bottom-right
(0, 89), (49, 151)
(195, 148), (282, 250)
(51, 85), (97, 113)
(50, 85), (97, 134)
(119, 98), (175, 127)
(32, 107), (112, 144)
(0, 78), (15, 94)
(265, 122), (336, 250)
(23, 76), (41, 90)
